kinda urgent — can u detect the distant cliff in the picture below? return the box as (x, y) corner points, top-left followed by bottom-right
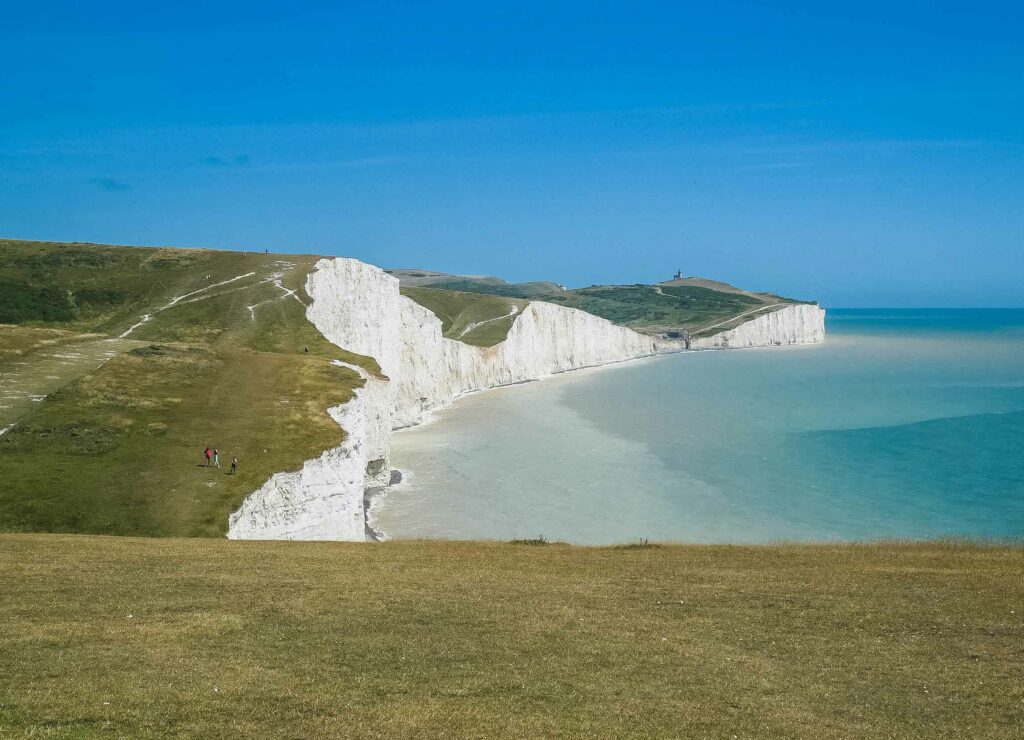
(229, 258), (826, 541)
(690, 304), (826, 349)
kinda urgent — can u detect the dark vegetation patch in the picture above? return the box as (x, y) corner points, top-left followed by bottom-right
(612, 538), (662, 550)
(130, 344), (172, 357)
(0, 280), (132, 323)
(0, 246), (119, 270)
(425, 279), (535, 298)
(73, 287), (132, 307)
(510, 536), (550, 546)
(0, 421), (127, 455)
(0, 279), (74, 323)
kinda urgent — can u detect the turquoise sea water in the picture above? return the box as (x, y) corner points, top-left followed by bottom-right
(372, 310), (1024, 544)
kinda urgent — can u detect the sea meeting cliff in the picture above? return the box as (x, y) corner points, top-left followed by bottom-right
(228, 257), (825, 541)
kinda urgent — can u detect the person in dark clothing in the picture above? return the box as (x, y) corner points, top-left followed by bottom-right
(230, 456), (238, 475)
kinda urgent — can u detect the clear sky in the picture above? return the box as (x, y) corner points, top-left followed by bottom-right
(2, 2), (1021, 306)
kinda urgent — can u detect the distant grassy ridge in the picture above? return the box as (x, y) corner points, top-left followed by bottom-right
(0, 239), (378, 537)
(394, 270), (816, 338)
(554, 284), (771, 333)
(2, 535), (1022, 738)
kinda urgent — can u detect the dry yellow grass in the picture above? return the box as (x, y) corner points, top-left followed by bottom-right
(1, 535), (1022, 738)
(0, 326), (94, 358)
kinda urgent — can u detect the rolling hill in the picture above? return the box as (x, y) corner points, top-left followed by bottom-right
(0, 239), (376, 536)
(389, 267), (817, 340)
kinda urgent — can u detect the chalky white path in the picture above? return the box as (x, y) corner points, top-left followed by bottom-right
(119, 271), (257, 338)
(455, 305), (520, 339)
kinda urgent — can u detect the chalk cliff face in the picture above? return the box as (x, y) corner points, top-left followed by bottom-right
(228, 258), (825, 541)
(392, 292), (666, 429)
(691, 304), (826, 349)
(227, 362), (377, 541)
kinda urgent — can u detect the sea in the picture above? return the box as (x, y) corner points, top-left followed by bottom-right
(370, 309), (1024, 544)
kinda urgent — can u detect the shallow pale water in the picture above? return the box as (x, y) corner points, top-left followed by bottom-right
(372, 310), (1024, 544)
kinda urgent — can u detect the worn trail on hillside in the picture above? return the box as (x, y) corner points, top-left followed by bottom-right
(119, 271), (258, 338)
(697, 303), (783, 334)
(3, 264), (304, 429)
(246, 263), (305, 320)
(456, 305), (520, 339)
(0, 338), (145, 428)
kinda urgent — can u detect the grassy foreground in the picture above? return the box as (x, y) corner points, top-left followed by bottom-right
(2, 536), (1022, 738)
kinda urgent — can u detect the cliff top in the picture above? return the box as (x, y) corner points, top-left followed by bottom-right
(390, 265), (818, 340)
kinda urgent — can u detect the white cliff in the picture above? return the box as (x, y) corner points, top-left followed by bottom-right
(228, 257), (825, 541)
(691, 304), (826, 349)
(392, 292), (666, 429)
(226, 362), (378, 541)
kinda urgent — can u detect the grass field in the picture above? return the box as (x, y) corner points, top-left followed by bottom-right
(0, 326), (105, 359)
(1, 535), (1021, 738)
(0, 240), (378, 537)
(401, 286), (527, 346)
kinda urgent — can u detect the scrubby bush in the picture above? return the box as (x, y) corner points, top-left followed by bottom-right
(74, 287), (130, 307)
(0, 280), (74, 323)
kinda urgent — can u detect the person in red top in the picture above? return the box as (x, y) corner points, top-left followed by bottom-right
(204, 446), (212, 467)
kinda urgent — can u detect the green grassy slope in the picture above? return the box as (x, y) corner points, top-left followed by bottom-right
(401, 286), (528, 347)
(2, 535), (1021, 738)
(549, 284), (773, 335)
(0, 239), (377, 537)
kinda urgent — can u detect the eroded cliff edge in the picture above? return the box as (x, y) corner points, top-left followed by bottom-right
(228, 258), (825, 541)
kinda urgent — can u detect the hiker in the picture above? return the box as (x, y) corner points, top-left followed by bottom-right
(213, 448), (220, 468)
(230, 456), (237, 475)
(304, 346), (309, 353)
(204, 447), (212, 467)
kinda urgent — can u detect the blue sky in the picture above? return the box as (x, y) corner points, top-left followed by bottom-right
(2, 2), (1021, 306)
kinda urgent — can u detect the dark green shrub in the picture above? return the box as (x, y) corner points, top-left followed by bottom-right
(0, 280), (74, 323)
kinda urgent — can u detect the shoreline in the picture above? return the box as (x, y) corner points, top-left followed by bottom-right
(364, 349), (687, 540)
(367, 317), (1024, 545)
(367, 340), (834, 542)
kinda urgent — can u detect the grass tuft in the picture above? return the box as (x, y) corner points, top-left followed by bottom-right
(612, 537), (661, 550)
(509, 535), (550, 546)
